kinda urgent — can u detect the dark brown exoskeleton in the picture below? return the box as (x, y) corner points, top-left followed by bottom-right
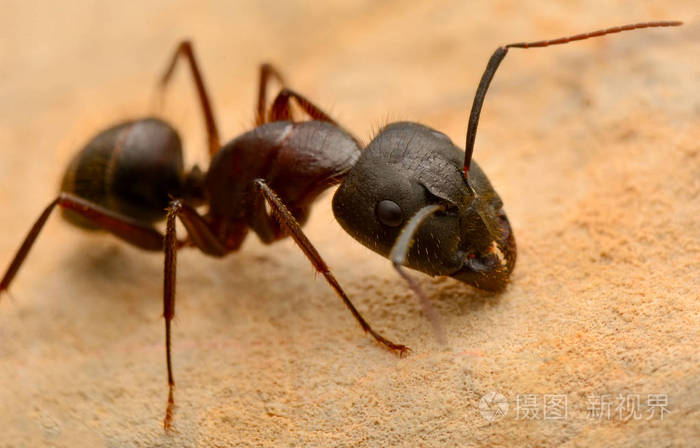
(0, 21), (681, 429)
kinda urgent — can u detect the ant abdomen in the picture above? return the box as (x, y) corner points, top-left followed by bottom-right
(60, 118), (185, 227)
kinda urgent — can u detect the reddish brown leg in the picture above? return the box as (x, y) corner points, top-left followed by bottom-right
(268, 88), (339, 125)
(0, 193), (163, 295)
(158, 40), (220, 158)
(251, 179), (409, 356)
(161, 199), (232, 429)
(256, 63), (286, 126)
(257, 65), (362, 144)
(256, 63), (336, 125)
(163, 203), (177, 430)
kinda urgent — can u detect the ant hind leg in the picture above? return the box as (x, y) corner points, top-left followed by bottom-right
(0, 193), (163, 295)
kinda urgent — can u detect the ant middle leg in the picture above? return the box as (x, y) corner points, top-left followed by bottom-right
(267, 87), (340, 125)
(251, 178), (409, 356)
(257, 63), (361, 144)
(254, 62), (338, 125)
(158, 40), (221, 158)
(256, 63), (286, 126)
(160, 199), (234, 429)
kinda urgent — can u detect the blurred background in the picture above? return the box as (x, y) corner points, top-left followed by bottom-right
(1, 1), (697, 446)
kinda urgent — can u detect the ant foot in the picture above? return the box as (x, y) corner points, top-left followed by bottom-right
(163, 385), (175, 431)
(393, 344), (412, 358)
(368, 329), (411, 357)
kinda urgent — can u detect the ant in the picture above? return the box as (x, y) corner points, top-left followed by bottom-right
(0, 21), (681, 429)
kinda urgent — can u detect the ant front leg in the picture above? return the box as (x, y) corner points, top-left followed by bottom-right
(0, 193), (164, 295)
(251, 178), (409, 356)
(158, 40), (221, 158)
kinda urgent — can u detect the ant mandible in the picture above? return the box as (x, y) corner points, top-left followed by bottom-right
(0, 21), (681, 429)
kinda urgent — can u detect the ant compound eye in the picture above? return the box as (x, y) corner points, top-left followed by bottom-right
(375, 200), (403, 227)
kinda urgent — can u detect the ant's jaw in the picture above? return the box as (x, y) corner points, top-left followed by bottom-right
(466, 249), (506, 274)
(449, 210), (516, 292)
(450, 249), (510, 292)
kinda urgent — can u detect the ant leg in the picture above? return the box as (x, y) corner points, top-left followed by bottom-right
(158, 40), (220, 158)
(267, 87), (363, 146)
(251, 178), (409, 356)
(268, 88), (340, 125)
(166, 200), (230, 256)
(256, 63), (286, 126)
(259, 71), (364, 144)
(389, 205), (447, 345)
(247, 187), (311, 244)
(248, 194), (282, 243)
(0, 193), (163, 295)
(161, 199), (232, 429)
(162, 202), (178, 429)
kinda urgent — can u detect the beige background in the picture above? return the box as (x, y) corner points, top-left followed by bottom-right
(0, 1), (698, 447)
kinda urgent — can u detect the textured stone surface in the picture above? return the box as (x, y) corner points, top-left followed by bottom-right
(0, 1), (697, 447)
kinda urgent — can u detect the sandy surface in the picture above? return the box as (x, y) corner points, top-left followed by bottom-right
(0, 1), (698, 447)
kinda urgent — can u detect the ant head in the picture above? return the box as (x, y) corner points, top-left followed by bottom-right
(333, 122), (506, 278)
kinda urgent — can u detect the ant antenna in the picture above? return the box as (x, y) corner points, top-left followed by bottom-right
(463, 20), (683, 178)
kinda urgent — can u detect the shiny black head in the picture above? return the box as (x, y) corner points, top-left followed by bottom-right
(332, 122), (515, 291)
